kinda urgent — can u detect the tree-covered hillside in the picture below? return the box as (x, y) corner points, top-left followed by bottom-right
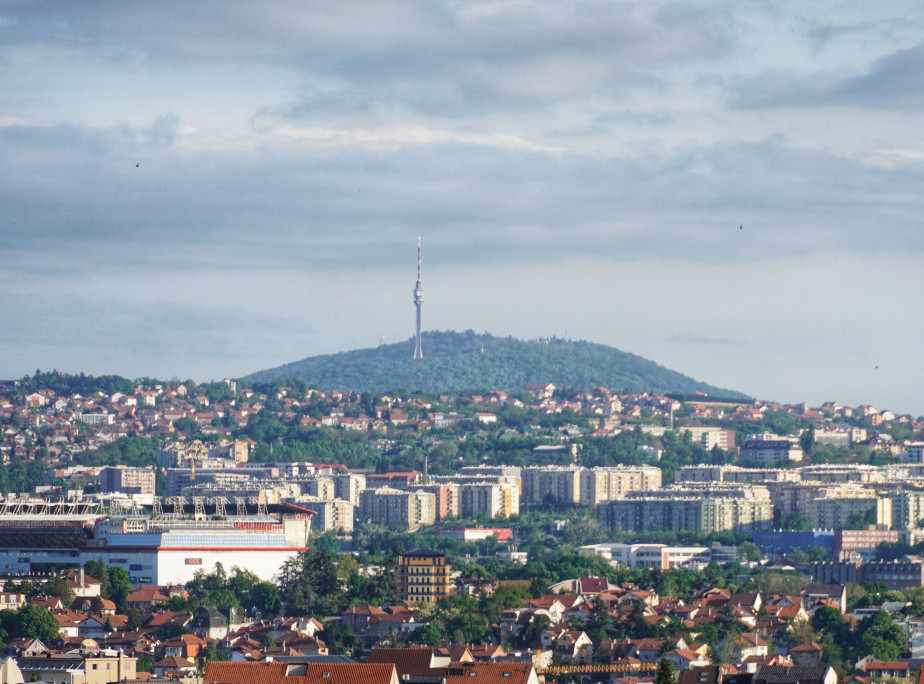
(242, 330), (748, 397)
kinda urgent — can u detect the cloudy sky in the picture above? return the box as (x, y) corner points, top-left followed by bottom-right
(2, 1), (923, 416)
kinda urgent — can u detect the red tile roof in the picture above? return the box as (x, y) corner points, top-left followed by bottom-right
(205, 661), (398, 684)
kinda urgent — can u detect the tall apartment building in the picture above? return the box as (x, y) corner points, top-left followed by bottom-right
(521, 466), (583, 505)
(358, 487), (436, 529)
(596, 485), (773, 533)
(456, 466), (523, 495)
(304, 476), (336, 500)
(100, 466), (156, 496)
(739, 435), (803, 463)
(331, 472), (366, 506)
(675, 464), (799, 485)
(800, 464), (888, 484)
(679, 427), (737, 451)
(457, 482), (519, 519)
(409, 483), (459, 520)
(397, 550), (452, 604)
(579, 465), (662, 507)
(810, 488), (891, 529)
(889, 490), (924, 530)
(302, 497), (354, 533)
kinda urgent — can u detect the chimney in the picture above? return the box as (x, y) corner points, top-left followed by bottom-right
(80, 567), (84, 588)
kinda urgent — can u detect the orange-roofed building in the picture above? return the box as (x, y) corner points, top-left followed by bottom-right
(204, 661), (399, 684)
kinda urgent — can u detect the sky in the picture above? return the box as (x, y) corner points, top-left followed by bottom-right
(1, 1), (923, 417)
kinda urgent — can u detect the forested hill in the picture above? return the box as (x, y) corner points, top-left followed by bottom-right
(242, 330), (749, 398)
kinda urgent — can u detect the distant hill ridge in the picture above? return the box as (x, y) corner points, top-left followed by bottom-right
(243, 330), (749, 398)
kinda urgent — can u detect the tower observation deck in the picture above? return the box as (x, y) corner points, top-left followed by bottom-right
(413, 237), (424, 359)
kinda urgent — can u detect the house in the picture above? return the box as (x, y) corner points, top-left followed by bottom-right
(204, 661), (400, 684)
(79, 614), (127, 640)
(5, 638), (47, 657)
(547, 630), (593, 664)
(445, 662), (540, 684)
(667, 650), (711, 671)
(64, 569), (101, 598)
(0, 593), (25, 613)
(548, 577), (618, 598)
(627, 638), (666, 662)
(752, 665), (837, 684)
(153, 656), (198, 678)
(855, 658), (910, 678)
(677, 667), (721, 684)
(189, 606), (230, 640)
(789, 643), (823, 667)
(71, 596), (117, 616)
(0, 656), (24, 684)
(735, 633), (768, 660)
(16, 650), (137, 684)
(802, 584), (847, 613)
(126, 585), (170, 610)
(158, 634), (208, 660)
(341, 604), (388, 635)
(103, 631), (156, 655)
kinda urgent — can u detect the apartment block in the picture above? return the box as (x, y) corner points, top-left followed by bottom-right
(358, 487), (436, 529)
(596, 485), (773, 533)
(100, 466), (156, 496)
(579, 465), (662, 507)
(397, 550), (452, 604)
(457, 482), (519, 519)
(521, 466), (583, 505)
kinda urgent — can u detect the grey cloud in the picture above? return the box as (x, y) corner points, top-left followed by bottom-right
(3, 118), (924, 280)
(730, 42), (924, 111)
(5, 1), (733, 116)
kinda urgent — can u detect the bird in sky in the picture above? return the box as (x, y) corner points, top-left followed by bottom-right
(739, 225), (743, 230)
(136, 163), (141, 168)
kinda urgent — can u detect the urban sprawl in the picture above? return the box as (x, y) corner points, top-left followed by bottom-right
(1, 378), (924, 684)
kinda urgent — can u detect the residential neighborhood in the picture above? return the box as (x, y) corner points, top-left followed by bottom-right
(2, 374), (924, 684)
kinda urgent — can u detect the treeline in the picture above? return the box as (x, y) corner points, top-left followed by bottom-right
(15, 370), (136, 397)
(243, 330), (746, 397)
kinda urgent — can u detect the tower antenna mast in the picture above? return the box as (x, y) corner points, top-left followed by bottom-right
(413, 237), (424, 359)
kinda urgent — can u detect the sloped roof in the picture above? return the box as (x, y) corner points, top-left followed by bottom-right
(369, 647), (437, 677)
(445, 662), (535, 684)
(204, 661), (397, 684)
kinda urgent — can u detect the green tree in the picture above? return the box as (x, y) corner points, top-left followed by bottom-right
(108, 566), (132, 613)
(655, 657), (675, 684)
(250, 582), (282, 617)
(11, 604), (60, 643)
(85, 559), (110, 599)
(323, 621), (364, 657)
(136, 654), (155, 673)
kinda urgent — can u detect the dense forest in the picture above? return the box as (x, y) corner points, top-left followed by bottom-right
(243, 330), (749, 397)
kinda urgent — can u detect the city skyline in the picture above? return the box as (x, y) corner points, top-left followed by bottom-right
(1, 2), (923, 416)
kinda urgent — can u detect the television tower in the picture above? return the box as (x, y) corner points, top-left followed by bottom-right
(413, 237), (424, 359)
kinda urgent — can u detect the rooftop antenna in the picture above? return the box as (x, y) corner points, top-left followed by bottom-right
(413, 237), (424, 359)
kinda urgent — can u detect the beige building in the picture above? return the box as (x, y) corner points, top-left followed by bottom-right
(358, 487), (436, 529)
(579, 465), (662, 507)
(810, 487), (891, 529)
(17, 652), (136, 684)
(889, 490), (924, 530)
(521, 466), (584, 505)
(457, 482), (519, 519)
(301, 497), (354, 533)
(331, 472), (366, 506)
(100, 466), (156, 496)
(597, 484), (774, 534)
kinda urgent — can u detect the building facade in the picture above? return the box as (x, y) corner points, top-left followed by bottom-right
(397, 550), (452, 604)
